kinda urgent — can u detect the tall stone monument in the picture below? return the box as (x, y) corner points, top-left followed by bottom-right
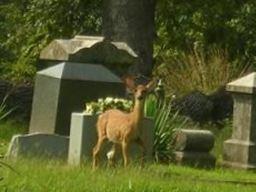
(29, 35), (142, 136)
(223, 72), (256, 169)
(29, 62), (125, 136)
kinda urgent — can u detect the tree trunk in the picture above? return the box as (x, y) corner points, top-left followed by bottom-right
(102, 0), (155, 76)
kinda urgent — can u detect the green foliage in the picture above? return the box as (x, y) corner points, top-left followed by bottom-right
(155, 1), (256, 67)
(144, 96), (188, 163)
(0, 120), (28, 157)
(154, 106), (187, 163)
(144, 94), (158, 117)
(0, 0), (102, 82)
(1, 0), (256, 83)
(2, 159), (256, 191)
(155, 47), (249, 97)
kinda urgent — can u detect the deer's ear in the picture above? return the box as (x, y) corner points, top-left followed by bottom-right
(146, 80), (156, 92)
(122, 75), (136, 92)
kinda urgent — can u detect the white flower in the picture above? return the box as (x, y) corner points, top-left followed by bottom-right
(105, 97), (114, 104)
(114, 98), (119, 103)
(98, 98), (104, 103)
(85, 105), (93, 114)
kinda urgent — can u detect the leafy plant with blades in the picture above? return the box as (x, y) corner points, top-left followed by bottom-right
(144, 95), (188, 163)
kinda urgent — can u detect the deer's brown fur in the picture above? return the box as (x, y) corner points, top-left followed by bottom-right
(92, 77), (154, 168)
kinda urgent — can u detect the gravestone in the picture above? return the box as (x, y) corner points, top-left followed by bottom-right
(39, 35), (139, 75)
(6, 133), (69, 159)
(173, 129), (216, 168)
(68, 113), (154, 165)
(29, 62), (125, 136)
(223, 72), (256, 169)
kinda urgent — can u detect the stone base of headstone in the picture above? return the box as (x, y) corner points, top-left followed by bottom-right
(173, 129), (216, 168)
(223, 139), (256, 170)
(68, 112), (154, 165)
(6, 133), (69, 160)
(174, 151), (216, 168)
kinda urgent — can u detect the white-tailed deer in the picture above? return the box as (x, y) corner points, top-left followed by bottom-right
(92, 76), (155, 168)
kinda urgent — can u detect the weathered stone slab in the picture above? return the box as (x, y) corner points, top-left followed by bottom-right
(173, 129), (216, 168)
(223, 139), (256, 169)
(39, 35), (139, 75)
(6, 133), (69, 159)
(68, 113), (154, 165)
(174, 129), (215, 152)
(174, 151), (216, 168)
(223, 72), (256, 170)
(29, 62), (125, 136)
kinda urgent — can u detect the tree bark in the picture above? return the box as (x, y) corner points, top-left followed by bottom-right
(102, 0), (155, 76)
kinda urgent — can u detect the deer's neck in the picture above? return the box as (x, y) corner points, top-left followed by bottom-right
(131, 99), (144, 127)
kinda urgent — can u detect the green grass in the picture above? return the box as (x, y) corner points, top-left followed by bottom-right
(1, 159), (256, 192)
(0, 119), (255, 192)
(0, 119), (28, 157)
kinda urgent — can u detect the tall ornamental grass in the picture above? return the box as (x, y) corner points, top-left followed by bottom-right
(156, 47), (250, 97)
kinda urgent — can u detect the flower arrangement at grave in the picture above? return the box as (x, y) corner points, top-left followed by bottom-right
(84, 97), (133, 115)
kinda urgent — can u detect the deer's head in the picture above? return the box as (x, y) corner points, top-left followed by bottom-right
(123, 75), (156, 101)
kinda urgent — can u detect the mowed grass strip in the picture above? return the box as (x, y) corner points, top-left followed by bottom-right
(0, 120), (28, 157)
(1, 159), (256, 192)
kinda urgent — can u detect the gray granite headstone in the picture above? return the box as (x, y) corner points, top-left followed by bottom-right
(173, 129), (216, 168)
(29, 62), (125, 136)
(6, 133), (69, 159)
(68, 113), (154, 165)
(39, 35), (139, 75)
(223, 72), (256, 169)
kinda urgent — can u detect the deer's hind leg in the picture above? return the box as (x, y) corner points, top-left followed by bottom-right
(92, 136), (106, 169)
(121, 141), (130, 167)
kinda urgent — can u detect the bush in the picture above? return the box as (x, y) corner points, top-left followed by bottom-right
(0, 0), (102, 82)
(155, 1), (256, 67)
(155, 47), (250, 97)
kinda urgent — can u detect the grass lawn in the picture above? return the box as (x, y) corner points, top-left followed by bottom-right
(1, 160), (256, 192)
(0, 120), (28, 157)
(0, 119), (256, 192)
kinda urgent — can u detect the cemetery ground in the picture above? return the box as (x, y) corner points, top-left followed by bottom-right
(1, 119), (256, 192)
